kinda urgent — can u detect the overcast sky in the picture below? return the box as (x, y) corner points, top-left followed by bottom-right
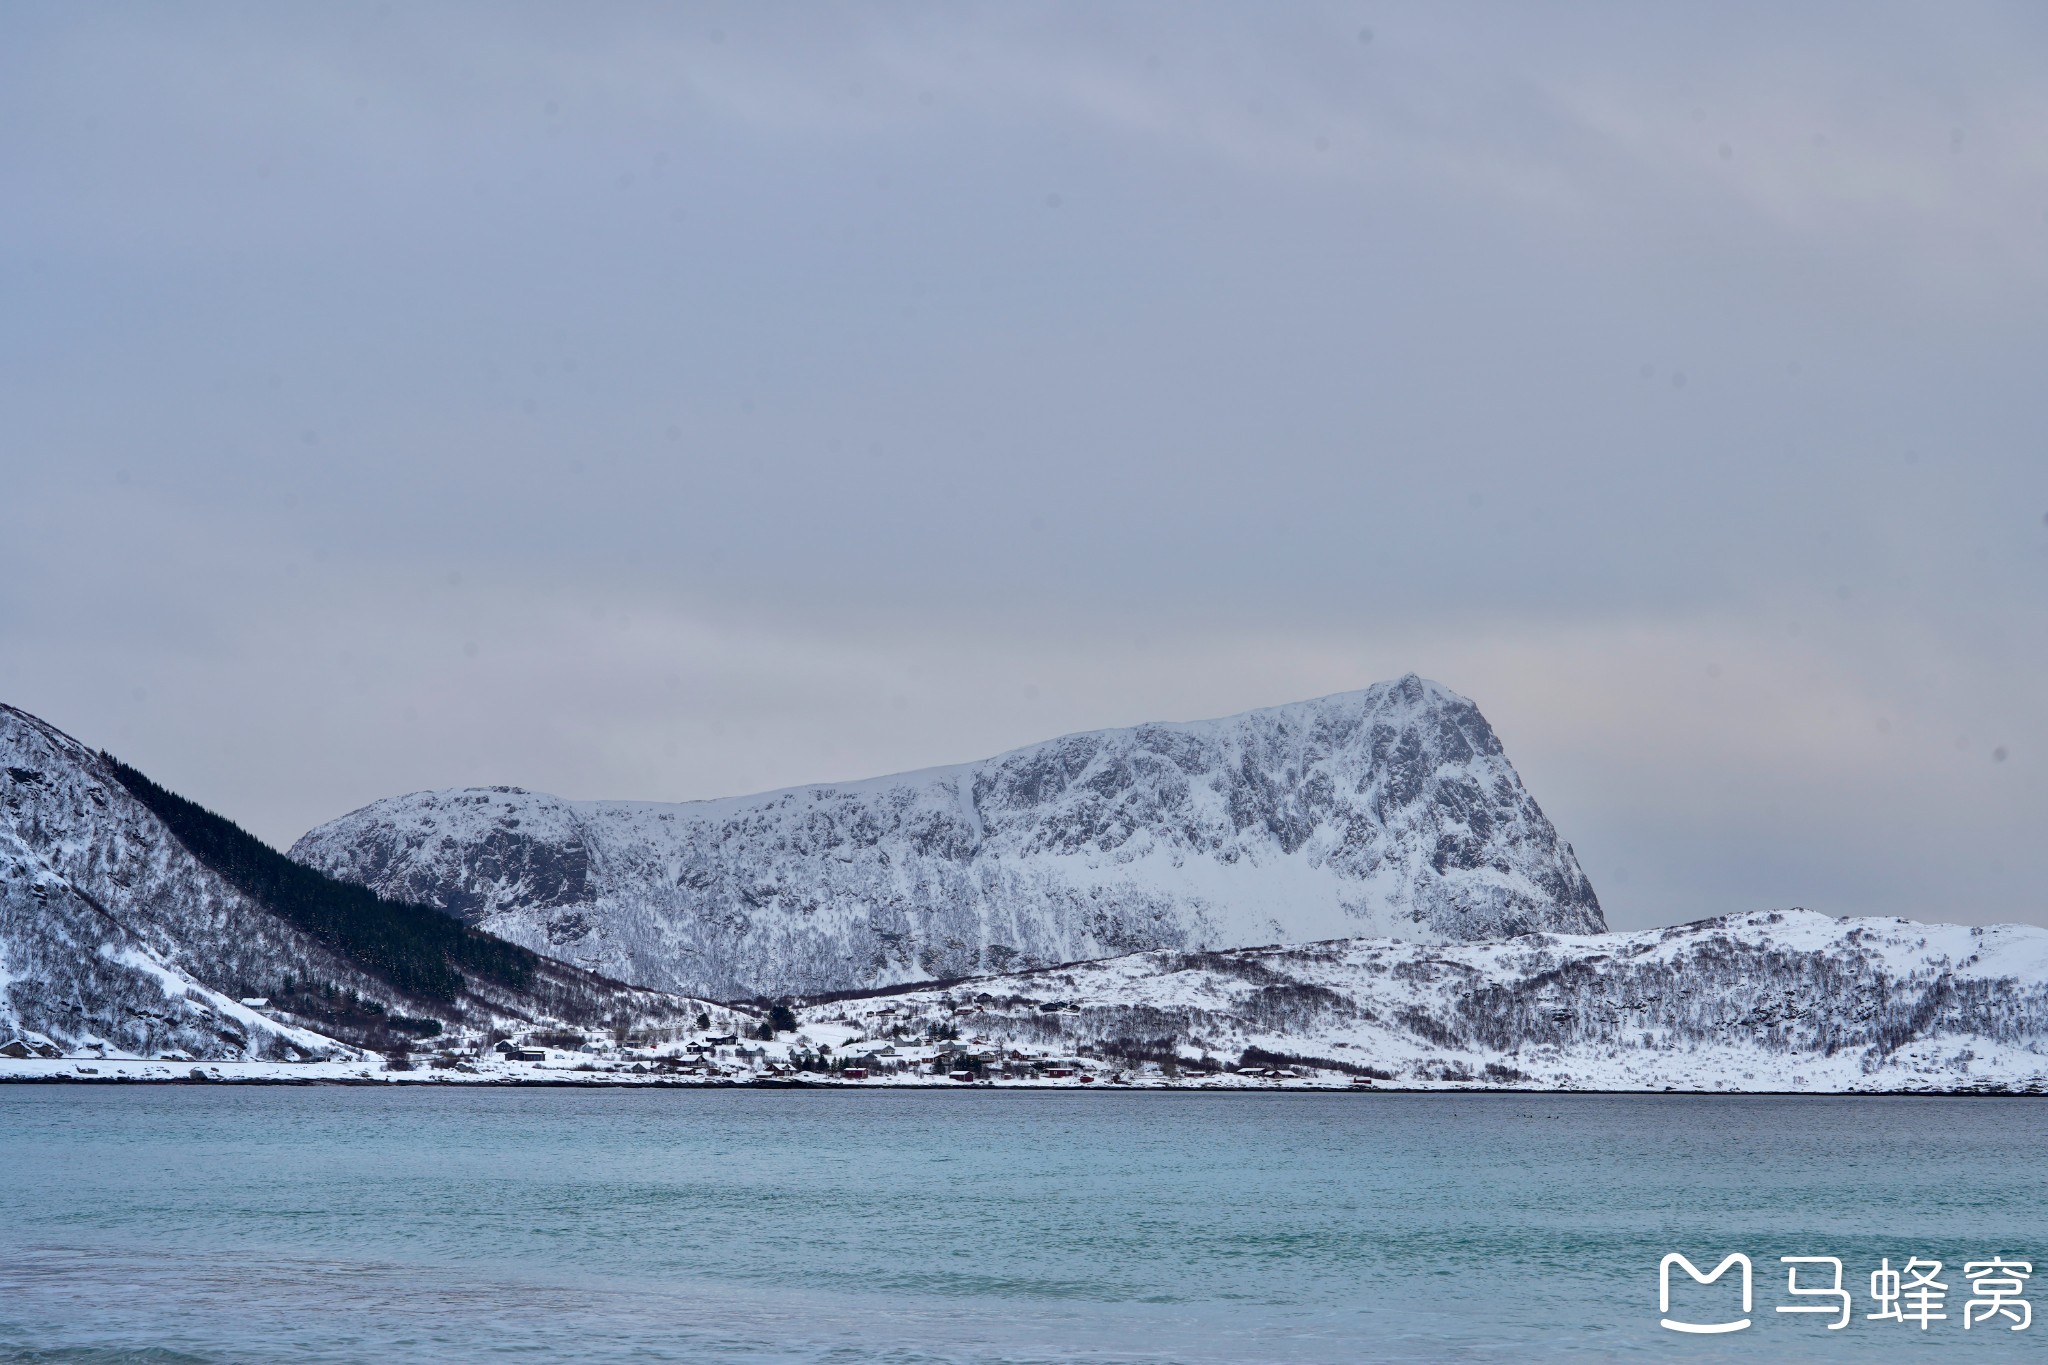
(4, 2), (2045, 932)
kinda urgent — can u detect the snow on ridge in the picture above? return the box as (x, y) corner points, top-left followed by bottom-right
(309, 675), (1471, 821)
(291, 675), (1606, 1000)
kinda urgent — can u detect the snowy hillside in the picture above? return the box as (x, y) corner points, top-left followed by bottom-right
(0, 703), (714, 1060)
(0, 815), (344, 1064)
(292, 676), (1605, 1001)
(792, 910), (2048, 1092)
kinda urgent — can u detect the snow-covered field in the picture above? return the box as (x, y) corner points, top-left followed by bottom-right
(0, 1055), (1356, 1089)
(5, 1042), (2039, 1094)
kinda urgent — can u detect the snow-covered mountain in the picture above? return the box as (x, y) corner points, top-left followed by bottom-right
(0, 703), (716, 1060)
(797, 911), (2048, 1092)
(292, 676), (1604, 1001)
(13, 679), (2037, 1092)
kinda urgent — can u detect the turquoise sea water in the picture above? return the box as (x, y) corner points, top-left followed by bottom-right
(0, 1088), (2042, 1362)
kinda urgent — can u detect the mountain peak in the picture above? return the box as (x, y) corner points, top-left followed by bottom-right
(293, 677), (1603, 1000)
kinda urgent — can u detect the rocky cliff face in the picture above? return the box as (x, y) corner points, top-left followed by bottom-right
(292, 676), (1605, 1001)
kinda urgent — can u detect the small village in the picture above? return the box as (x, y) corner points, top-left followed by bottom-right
(394, 984), (1370, 1088)
(462, 1022), (1361, 1088)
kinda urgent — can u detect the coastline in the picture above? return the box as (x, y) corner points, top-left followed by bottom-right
(4, 1056), (2042, 1096)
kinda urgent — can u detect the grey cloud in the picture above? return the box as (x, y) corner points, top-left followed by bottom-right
(2, 1), (2043, 933)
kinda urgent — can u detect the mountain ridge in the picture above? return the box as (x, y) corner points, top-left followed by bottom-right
(789, 908), (2048, 1092)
